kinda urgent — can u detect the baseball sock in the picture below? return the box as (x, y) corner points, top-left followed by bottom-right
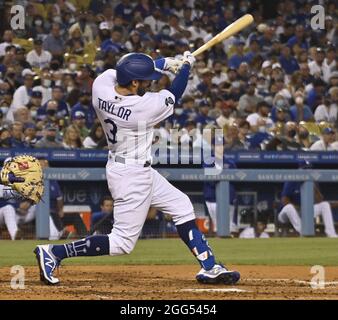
(176, 219), (216, 271)
(51, 235), (109, 260)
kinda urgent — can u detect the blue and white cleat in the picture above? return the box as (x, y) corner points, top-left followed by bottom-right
(196, 263), (240, 285)
(34, 245), (60, 285)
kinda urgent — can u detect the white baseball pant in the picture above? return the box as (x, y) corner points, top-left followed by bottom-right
(0, 204), (18, 240)
(278, 202), (337, 237)
(205, 201), (237, 232)
(15, 205), (36, 225)
(106, 161), (196, 255)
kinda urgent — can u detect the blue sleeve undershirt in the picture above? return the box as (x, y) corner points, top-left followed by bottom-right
(167, 63), (191, 102)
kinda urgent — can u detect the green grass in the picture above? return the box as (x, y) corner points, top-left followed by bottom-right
(0, 238), (337, 267)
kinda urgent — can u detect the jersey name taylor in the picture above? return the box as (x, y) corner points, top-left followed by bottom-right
(97, 97), (132, 121)
(92, 69), (175, 162)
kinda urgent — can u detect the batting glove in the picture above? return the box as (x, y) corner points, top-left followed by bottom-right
(163, 57), (184, 74)
(182, 51), (195, 67)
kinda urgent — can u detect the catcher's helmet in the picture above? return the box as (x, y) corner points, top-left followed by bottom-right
(116, 53), (162, 85)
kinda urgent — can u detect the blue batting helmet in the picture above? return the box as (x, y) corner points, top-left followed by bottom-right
(116, 53), (163, 85)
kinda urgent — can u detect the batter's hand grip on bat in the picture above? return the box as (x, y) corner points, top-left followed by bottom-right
(192, 14), (254, 57)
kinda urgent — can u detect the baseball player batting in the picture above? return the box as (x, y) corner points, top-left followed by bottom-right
(34, 52), (240, 286)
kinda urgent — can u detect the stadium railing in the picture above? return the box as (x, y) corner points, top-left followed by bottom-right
(36, 167), (338, 239)
(2, 148), (338, 164)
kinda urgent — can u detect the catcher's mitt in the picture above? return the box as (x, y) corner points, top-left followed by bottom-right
(0, 155), (44, 204)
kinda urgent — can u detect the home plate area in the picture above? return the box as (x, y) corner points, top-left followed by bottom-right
(1, 265), (338, 300)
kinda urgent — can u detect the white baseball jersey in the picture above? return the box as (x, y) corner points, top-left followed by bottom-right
(92, 69), (195, 256)
(92, 69), (175, 162)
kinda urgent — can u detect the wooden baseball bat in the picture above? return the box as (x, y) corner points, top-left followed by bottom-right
(192, 14), (254, 57)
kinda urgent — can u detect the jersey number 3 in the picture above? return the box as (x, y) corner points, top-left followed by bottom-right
(104, 119), (118, 144)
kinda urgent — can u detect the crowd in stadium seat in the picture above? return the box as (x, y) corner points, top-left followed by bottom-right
(0, 0), (337, 152)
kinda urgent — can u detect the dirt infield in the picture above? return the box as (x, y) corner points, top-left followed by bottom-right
(0, 265), (337, 300)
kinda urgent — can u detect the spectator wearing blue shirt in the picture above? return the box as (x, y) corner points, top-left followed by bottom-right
(134, 23), (154, 44)
(114, 0), (133, 22)
(182, 6), (193, 27)
(217, 7), (233, 32)
(50, 86), (69, 117)
(196, 69), (215, 97)
(279, 22), (295, 44)
(37, 87), (69, 121)
(10, 122), (28, 148)
(244, 38), (261, 64)
(287, 25), (309, 50)
(299, 63), (315, 86)
(279, 46), (299, 75)
(258, 26), (276, 54)
(176, 96), (196, 128)
(42, 23), (65, 57)
(195, 100), (215, 127)
(90, 196), (114, 235)
(267, 38), (282, 60)
(228, 39), (246, 69)
(89, 0), (108, 15)
(25, 90), (43, 116)
(71, 90), (96, 129)
(155, 25), (176, 49)
(36, 99), (59, 125)
(290, 92), (314, 122)
(247, 131), (272, 150)
(306, 79), (327, 111)
(101, 26), (126, 54)
(204, 159), (238, 233)
(133, 1), (153, 18)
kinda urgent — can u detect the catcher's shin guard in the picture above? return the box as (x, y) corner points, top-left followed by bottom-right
(176, 219), (216, 270)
